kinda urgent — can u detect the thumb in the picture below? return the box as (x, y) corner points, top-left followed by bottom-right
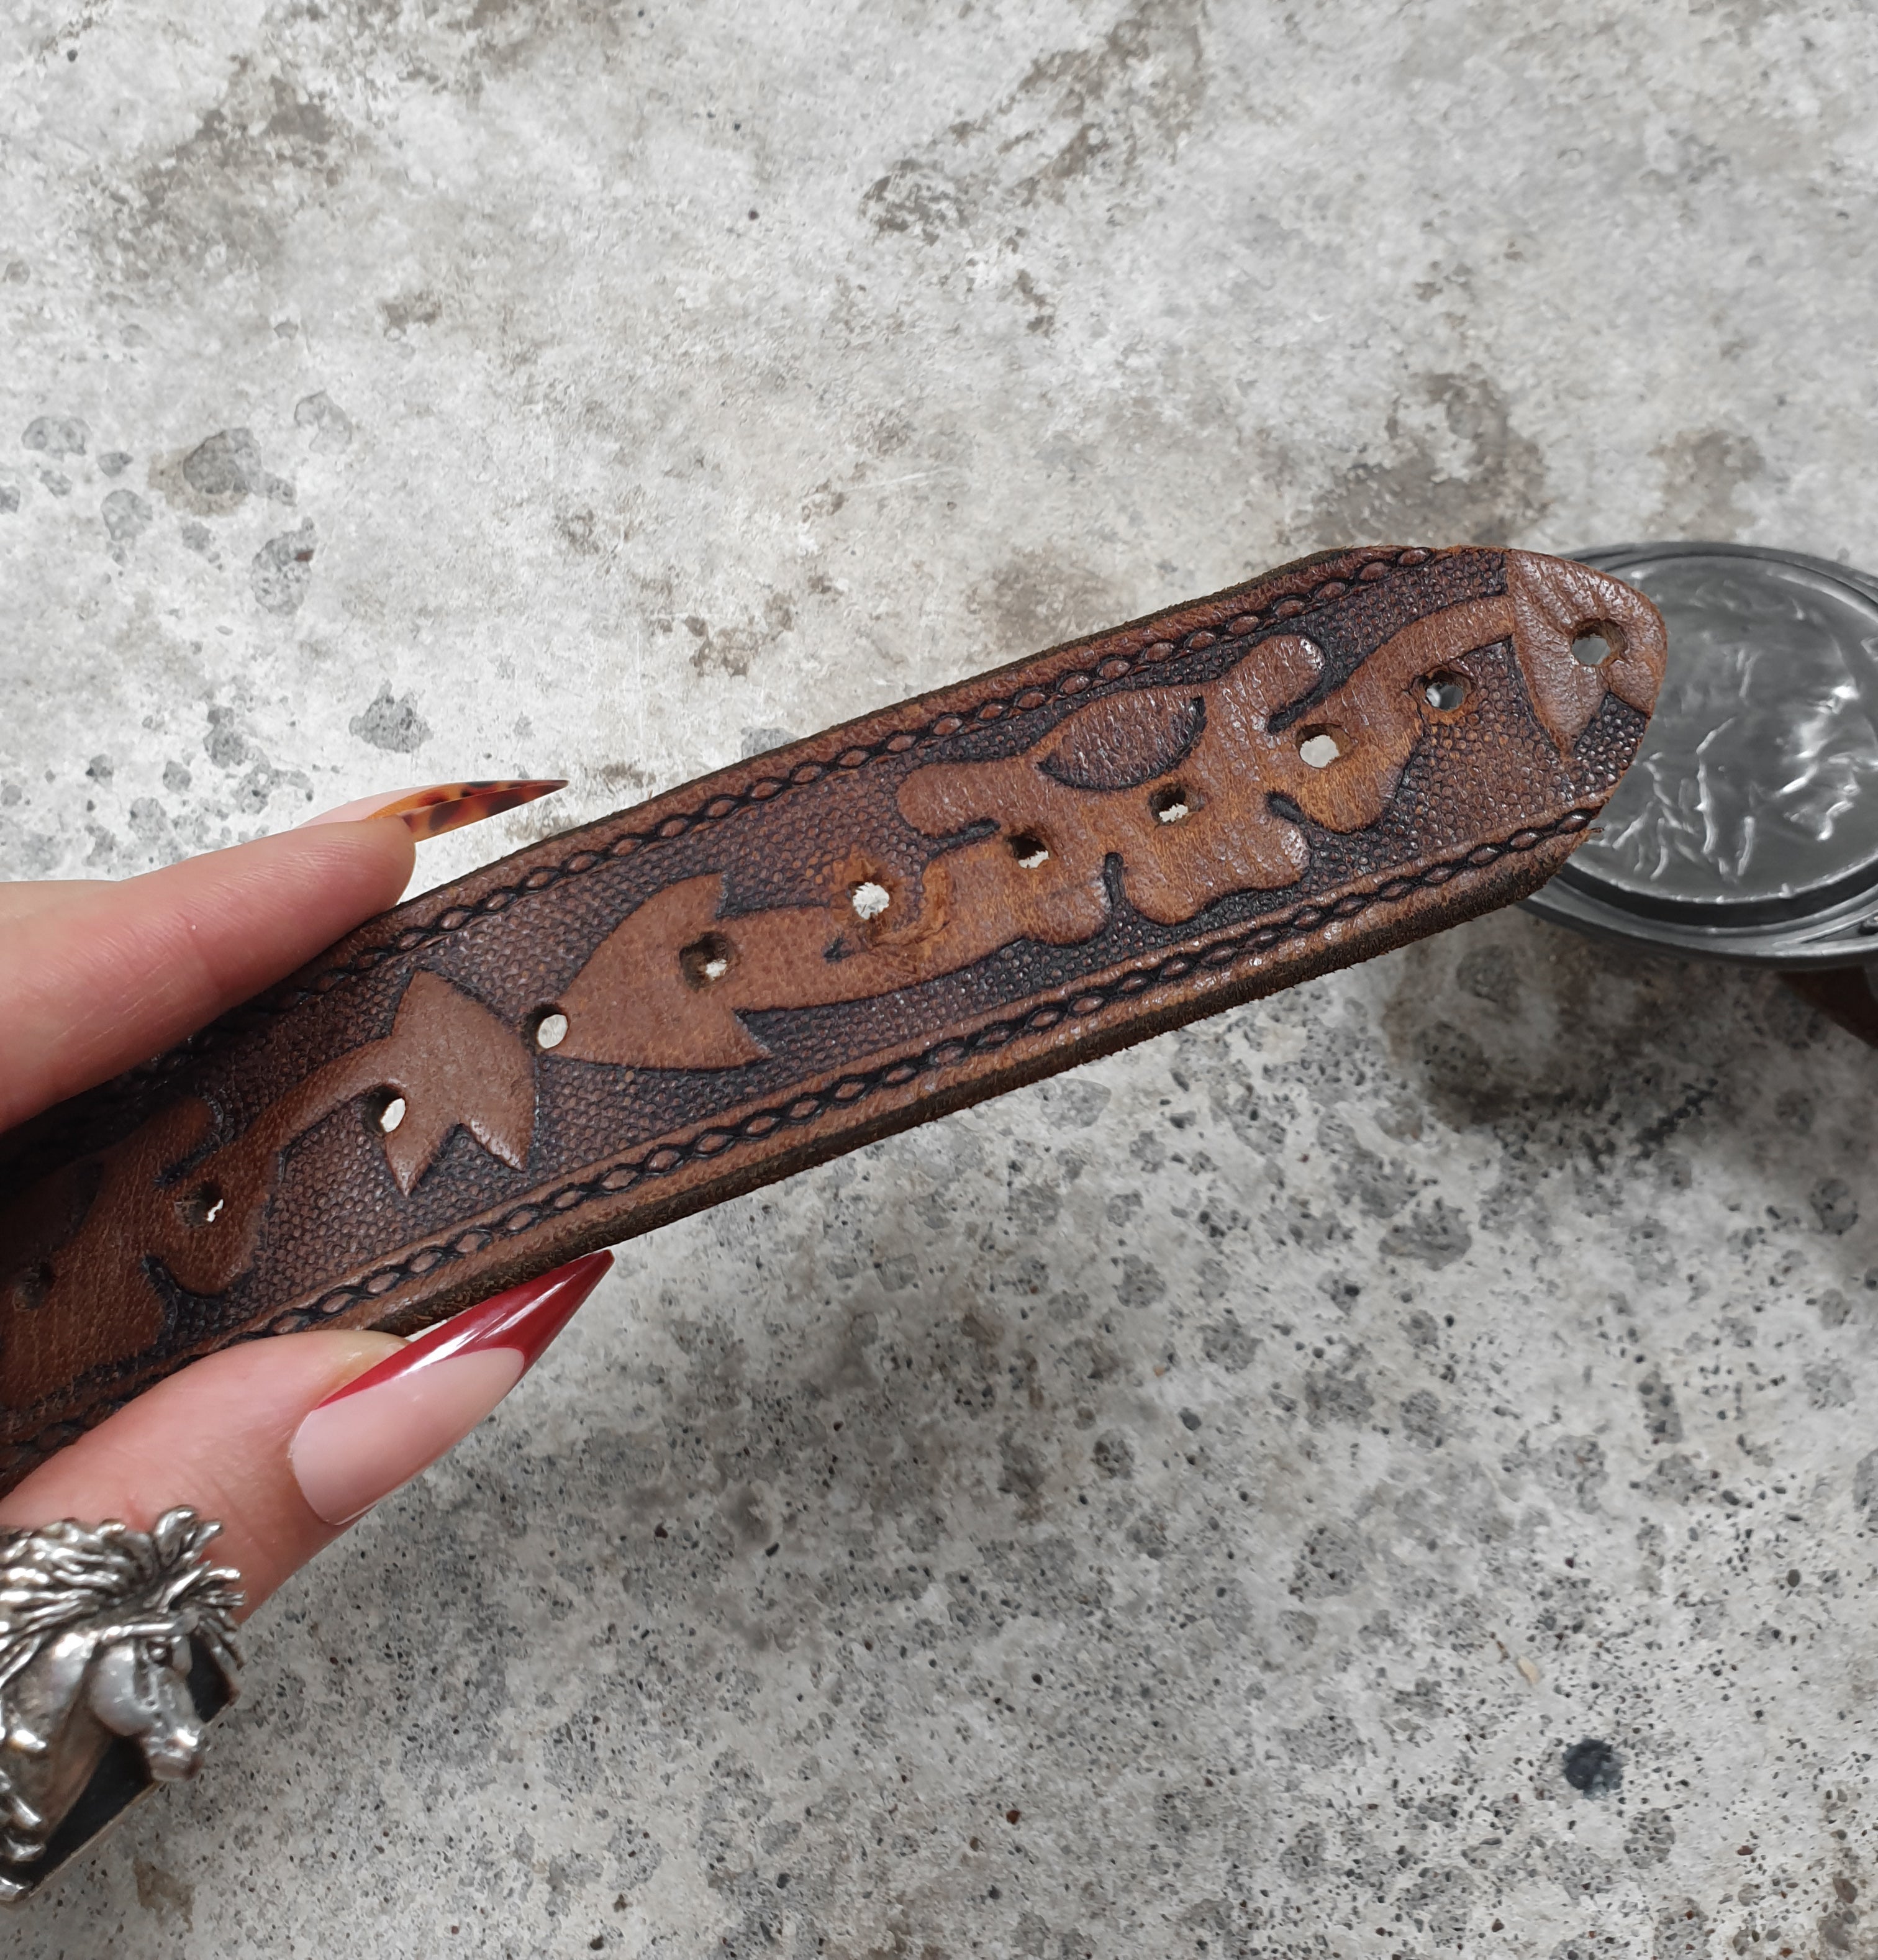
(0, 1254), (610, 1613)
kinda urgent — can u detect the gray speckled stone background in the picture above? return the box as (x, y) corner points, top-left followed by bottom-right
(3, 1), (1877, 1953)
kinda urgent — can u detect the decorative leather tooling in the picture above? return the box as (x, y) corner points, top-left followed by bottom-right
(0, 546), (1664, 1491)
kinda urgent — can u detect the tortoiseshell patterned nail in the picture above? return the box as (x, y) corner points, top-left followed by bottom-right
(302, 779), (566, 840)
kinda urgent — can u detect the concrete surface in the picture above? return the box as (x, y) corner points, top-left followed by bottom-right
(4, 1), (1878, 1953)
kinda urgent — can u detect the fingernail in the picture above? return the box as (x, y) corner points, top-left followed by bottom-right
(301, 779), (566, 841)
(289, 1251), (612, 1525)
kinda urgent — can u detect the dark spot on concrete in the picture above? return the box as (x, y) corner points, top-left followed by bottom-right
(1310, 371), (1546, 548)
(294, 391), (354, 454)
(557, 506), (601, 555)
(129, 797), (172, 851)
(1638, 1369), (1683, 1445)
(133, 1856), (194, 1928)
(163, 760), (191, 793)
(1456, 940), (1520, 1010)
(1805, 1359), (1853, 1409)
(1200, 1313), (1256, 1372)
(1177, 1408), (1200, 1431)
(1278, 1821), (1325, 1883)
(1562, 1737), (1621, 1796)
(86, 754), (112, 782)
(1279, 1610), (1317, 1650)
(999, 0), (1207, 204)
(1812, 1177), (1857, 1235)
(181, 519), (215, 555)
(1379, 1198), (1472, 1268)
(1399, 1388), (1446, 1448)
(228, 754), (311, 816)
(998, 1433), (1048, 1516)
(1042, 1078), (1110, 1129)
(251, 519), (316, 614)
(1394, 1866), (1475, 1947)
(1820, 1910), (1858, 1952)
(1061, 1335), (1120, 1385)
(381, 289), (443, 335)
(1091, 1431), (1133, 1479)
(861, 160), (966, 242)
(102, 488), (152, 558)
(1277, 1703), (1360, 1766)
(184, 427), (294, 506)
(0, 484), (17, 515)
(1322, 1115), (1417, 1220)
(22, 415), (86, 458)
(685, 615), (762, 678)
(349, 684), (432, 754)
(1007, 1180), (1061, 1232)
(1639, 1456), (1702, 1509)
(1543, 1433), (1608, 1512)
(263, 79), (337, 151)
(1288, 1520), (1366, 1599)
(973, 550), (1120, 663)
(1652, 1898), (1710, 1960)
(1651, 429), (1765, 540)
(1115, 1253), (1164, 1310)
(1303, 1366), (1373, 1428)
(1624, 1806), (1676, 1866)
(203, 706), (250, 769)
(98, 450), (131, 477)
(1854, 1448), (1878, 1517)
(1125, 1510), (1168, 1559)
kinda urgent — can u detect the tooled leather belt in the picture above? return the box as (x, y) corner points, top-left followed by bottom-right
(0, 545), (1664, 1492)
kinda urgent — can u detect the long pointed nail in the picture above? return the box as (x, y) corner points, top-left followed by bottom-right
(288, 1251), (612, 1525)
(301, 779), (567, 841)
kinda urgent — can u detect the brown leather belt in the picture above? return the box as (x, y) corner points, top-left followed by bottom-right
(0, 545), (1664, 1492)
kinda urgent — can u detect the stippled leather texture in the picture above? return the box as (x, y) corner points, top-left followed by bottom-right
(0, 545), (1665, 1490)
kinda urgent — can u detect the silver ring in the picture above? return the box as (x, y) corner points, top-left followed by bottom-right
(0, 1508), (242, 1902)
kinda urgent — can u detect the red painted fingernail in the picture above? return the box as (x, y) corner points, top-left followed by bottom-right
(288, 1251), (611, 1525)
(301, 779), (567, 840)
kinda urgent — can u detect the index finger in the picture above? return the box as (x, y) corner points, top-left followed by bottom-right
(0, 822), (415, 1135)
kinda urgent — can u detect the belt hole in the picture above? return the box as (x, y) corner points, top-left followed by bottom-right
(1009, 832), (1051, 868)
(533, 1010), (569, 1050)
(1422, 671), (1468, 712)
(1148, 784), (1192, 823)
(1572, 622), (1622, 666)
(365, 1084), (411, 1131)
(851, 881), (891, 920)
(1296, 727), (1343, 768)
(680, 933), (736, 987)
(11, 1262), (54, 1309)
(177, 1181), (225, 1227)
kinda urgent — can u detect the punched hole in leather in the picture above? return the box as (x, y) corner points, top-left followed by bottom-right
(0, 545), (1664, 1492)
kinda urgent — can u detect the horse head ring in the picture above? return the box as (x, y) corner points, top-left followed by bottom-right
(0, 1508), (242, 1899)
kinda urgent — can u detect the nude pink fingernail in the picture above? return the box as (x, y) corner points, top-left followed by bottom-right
(288, 1251), (612, 1526)
(301, 779), (566, 840)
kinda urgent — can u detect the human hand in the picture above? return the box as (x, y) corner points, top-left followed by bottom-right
(0, 782), (609, 1613)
